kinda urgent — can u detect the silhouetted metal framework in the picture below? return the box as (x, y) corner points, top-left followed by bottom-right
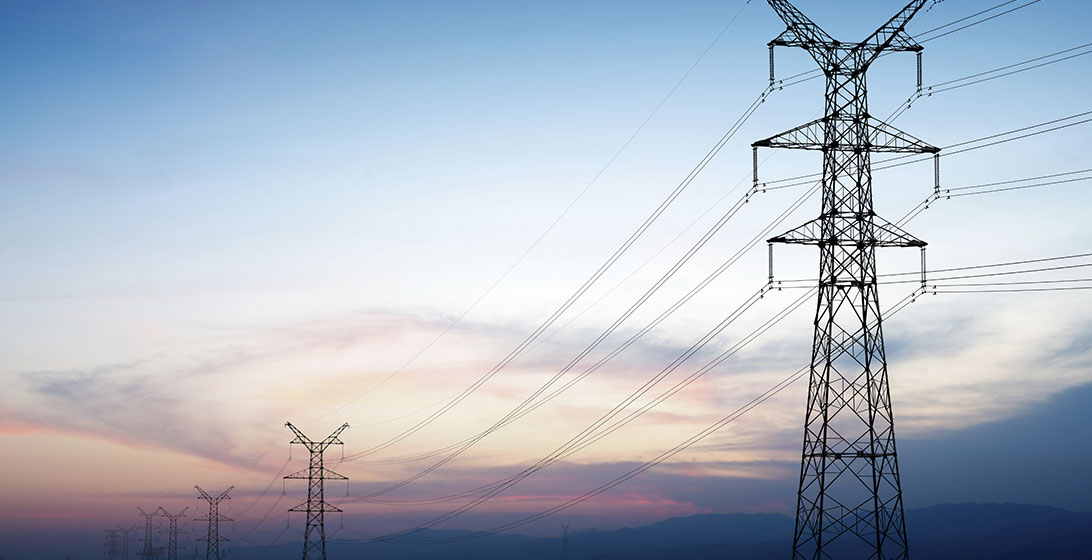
(118, 524), (135, 560)
(753, 1), (939, 558)
(156, 507), (189, 560)
(137, 507), (159, 560)
(104, 528), (123, 560)
(285, 421), (349, 560)
(195, 486), (233, 560)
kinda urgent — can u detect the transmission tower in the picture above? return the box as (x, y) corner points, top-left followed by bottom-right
(137, 508), (160, 560)
(156, 507), (189, 560)
(195, 486), (233, 560)
(753, 1), (939, 558)
(118, 524), (136, 560)
(561, 523), (571, 560)
(104, 528), (122, 560)
(284, 421), (349, 560)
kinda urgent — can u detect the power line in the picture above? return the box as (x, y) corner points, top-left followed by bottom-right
(333, 0), (1049, 471)
(308, 0), (757, 423)
(345, 176), (821, 476)
(934, 286), (1092, 293)
(347, 83), (776, 461)
(915, 0), (1028, 38)
(338, 87), (805, 481)
(344, 284), (798, 506)
(361, 288), (927, 545)
(917, 0), (1042, 43)
(342, 39), (1083, 545)
(346, 185), (795, 493)
(886, 41), (1092, 121)
(275, 0), (1074, 541)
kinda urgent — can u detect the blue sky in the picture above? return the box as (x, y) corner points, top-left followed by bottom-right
(1, 0), (1091, 558)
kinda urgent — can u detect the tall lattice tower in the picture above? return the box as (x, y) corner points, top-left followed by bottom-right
(753, 1), (938, 558)
(195, 486), (233, 560)
(285, 422), (349, 560)
(156, 507), (189, 560)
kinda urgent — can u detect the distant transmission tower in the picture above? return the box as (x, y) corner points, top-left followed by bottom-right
(195, 486), (233, 560)
(285, 421), (349, 560)
(754, 1), (939, 558)
(156, 507), (189, 560)
(118, 524), (135, 560)
(137, 508), (160, 560)
(104, 528), (123, 560)
(561, 523), (571, 560)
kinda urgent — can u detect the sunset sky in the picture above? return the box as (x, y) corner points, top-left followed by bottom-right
(1, 1), (1091, 558)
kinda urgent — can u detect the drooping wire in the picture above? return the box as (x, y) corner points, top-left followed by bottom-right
(347, 172), (821, 471)
(896, 169), (1092, 227)
(887, 41), (1092, 122)
(346, 287), (815, 521)
(331, 17), (1092, 505)
(346, 81), (778, 461)
(335, 0), (1055, 457)
(339, 185), (1091, 533)
(344, 177), (818, 499)
(362, 287), (924, 544)
(308, 0), (758, 424)
(916, 0), (1042, 43)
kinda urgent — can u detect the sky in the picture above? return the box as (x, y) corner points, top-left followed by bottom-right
(1, 0), (1091, 558)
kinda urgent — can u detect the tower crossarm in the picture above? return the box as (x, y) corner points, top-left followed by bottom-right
(767, 0), (836, 66)
(754, 116), (938, 153)
(285, 467), (348, 480)
(194, 485), (233, 504)
(766, 0), (928, 78)
(768, 214), (926, 248)
(287, 421), (349, 451)
(289, 501), (344, 513)
(319, 423), (350, 449)
(155, 506), (190, 518)
(855, 0), (928, 65)
(286, 421), (313, 448)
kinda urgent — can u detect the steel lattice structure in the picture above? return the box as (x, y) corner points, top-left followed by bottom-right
(285, 422), (349, 560)
(104, 528), (123, 560)
(195, 486), (233, 560)
(156, 507), (189, 560)
(118, 524), (135, 560)
(753, 1), (939, 558)
(137, 507), (159, 560)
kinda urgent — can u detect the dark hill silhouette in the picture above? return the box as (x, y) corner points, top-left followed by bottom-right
(230, 502), (1091, 560)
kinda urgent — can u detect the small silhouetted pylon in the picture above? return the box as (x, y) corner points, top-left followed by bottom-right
(118, 524), (136, 560)
(195, 486), (233, 560)
(137, 508), (159, 560)
(284, 421), (349, 560)
(156, 507), (189, 560)
(104, 528), (122, 560)
(561, 523), (571, 560)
